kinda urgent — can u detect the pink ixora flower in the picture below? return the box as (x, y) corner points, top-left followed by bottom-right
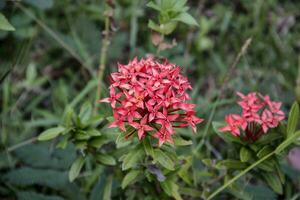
(219, 114), (247, 136)
(100, 57), (203, 146)
(219, 92), (285, 141)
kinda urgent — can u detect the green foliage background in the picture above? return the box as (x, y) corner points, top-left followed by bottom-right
(1, 0), (300, 199)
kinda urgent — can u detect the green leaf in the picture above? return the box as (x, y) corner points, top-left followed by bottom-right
(161, 180), (183, 200)
(89, 137), (108, 148)
(56, 135), (69, 149)
(69, 156), (85, 182)
(116, 134), (131, 148)
(216, 159), (247, 169)
(257, 160), (275, 172)
(143, 137), (154, 157)
(146, 1), (161, 11)
(121, 170), (141, 189)
(173, 136), (193, 146)
(0, 13), (15, 31)
(178, 156), (192, 185)
(74, 131), (90, 140)
(249, 144), (259, 152)
(79, 102), (92, 125)
(161, 179), (173, 195)
(172, 12), (198, 26)
(275, 162), (285, 184)
(173, 0), (188, 11)
(90, 172), (106, 200)
(255, 131), (282, 145)
(26, 63), (37, 84)
(287, 102), (299, 137)
(148, 20), (177, 35)
(122, 147), (144, 170)
(178, 167), (192, 185)
(62, 106), (75, 127)
(86, 129), (102, 136)
(38, 126), (66, 141)
(179, 187), (202, 197)
(160, 0), (175, 10)
(154, 149), (175, 170)
(103, 175), (113, 200)
(148, 20), (161, 32)
(275, 130), (300, 154)
(95, 154), (116, 166)
(74, 140), (87, 149)
(257, 145), (273, 158)
(240, 147), (252, 162)
(262, 172), (283, 194)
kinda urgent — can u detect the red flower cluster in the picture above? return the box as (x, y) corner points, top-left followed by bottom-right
(219, 92), (285, 141)
(100, 58), (203, 146)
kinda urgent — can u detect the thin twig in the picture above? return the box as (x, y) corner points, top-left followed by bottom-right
(194, 38), (252, 153)
(7, 137), (37, 152)
(183, 0), (204, 67)
(129, 0), (140, 57)
(221, 38), (252, 94)
(94, 3), (112, 113)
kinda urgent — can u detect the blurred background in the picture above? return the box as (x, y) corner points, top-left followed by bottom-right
(0, 0), (300, 199)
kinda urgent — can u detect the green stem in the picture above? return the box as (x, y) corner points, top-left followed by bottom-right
(129, 0), (139, 57)
(207, 151), (275, 200)
(94, 5), (112, 113)
(7, 137), (37, 152)
(156, 33), (165, 56)
(70, 79), (97, 108)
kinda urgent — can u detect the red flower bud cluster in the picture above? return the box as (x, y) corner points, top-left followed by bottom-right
(100, 58), (203, 146)
(219, 92), (285, 141)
